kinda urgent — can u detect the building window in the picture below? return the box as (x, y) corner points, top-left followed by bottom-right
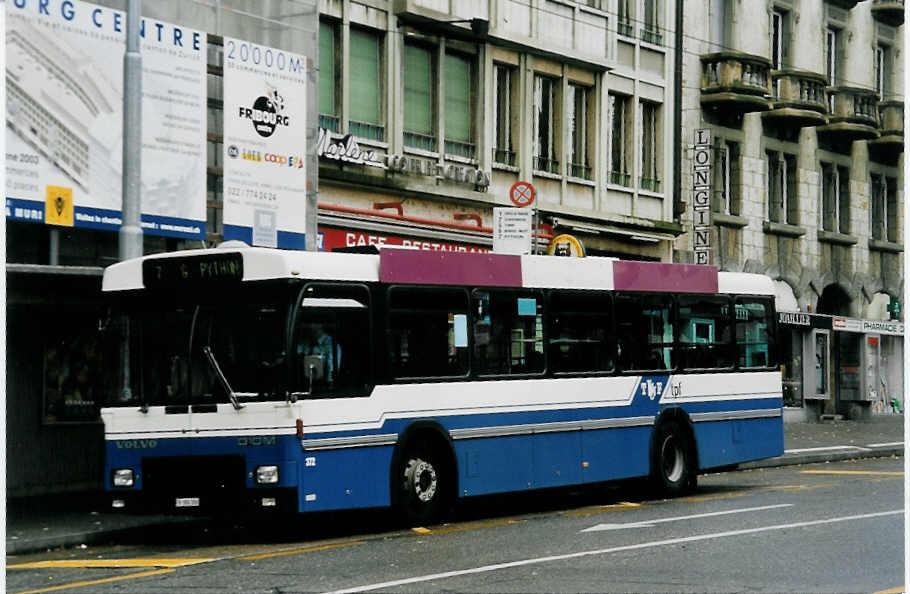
(444, 52), (474, 159)
(639, 100), (660, 193)
(821, 162), (850, 234)
(714, 140), (740, 215)
(319, 21), (339, 132)
(766, 150), (797, 225)
(874, 43), (891, 97)
(770, 9), (789, 71)
(493, 64), (517, 166)
(871, 175), (899, 242)
(709, 0), (729, 49)
(533, 74), (559, 174)
(641, 0), (662, 44)
(617, 0), (633, 37)
(609, 93), (631, 186)
(568, 84), (591, 180)
(349, 28), (384, 141)
(403, 44), (436, 151)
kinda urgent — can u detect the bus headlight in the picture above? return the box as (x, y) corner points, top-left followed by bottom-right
(112, 469), (134, 487)
(255, 465), (279, 484)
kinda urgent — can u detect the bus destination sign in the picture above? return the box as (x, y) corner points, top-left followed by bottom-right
(143, 253), (244, 288)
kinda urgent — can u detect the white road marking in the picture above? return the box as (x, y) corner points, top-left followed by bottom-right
(785, 445), (871, 453)
(867, 442), (904, 448)
(580, 503), (793, 532)
(320, 510), (904, 594)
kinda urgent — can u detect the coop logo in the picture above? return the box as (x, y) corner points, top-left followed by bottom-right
(239, 88), (289, 138)
(264, 152), (305, 168)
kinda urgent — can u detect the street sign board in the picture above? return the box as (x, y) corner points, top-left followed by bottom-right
(493, 207), (533, 254)
(509, 180), (536, 207)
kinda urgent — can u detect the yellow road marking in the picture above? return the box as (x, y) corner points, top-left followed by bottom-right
(237, 541), (364, 561)
(9, 558), (211, 569)
(14, 568), (174, 594)
(873, 586), (905, 594)
(801, 470), (904, 477)
(564, 501), (642, 518)
(413, 519), (522, 535)
(682, 491), (751, 503)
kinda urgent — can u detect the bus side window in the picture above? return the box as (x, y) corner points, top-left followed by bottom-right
(473, 290), (544, 376)
(735, 298), (775, 369)
(388, 287), (470, 379)
(615, 293), (674, 372)
(548, 291), (613, 374)
(294, 284), (371, 397)
(677, 295), (733, 370)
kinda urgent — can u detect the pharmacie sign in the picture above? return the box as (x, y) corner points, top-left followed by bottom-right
(778, 311), (904, 336)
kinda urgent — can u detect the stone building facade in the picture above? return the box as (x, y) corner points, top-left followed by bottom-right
(678, 0), (904, 420)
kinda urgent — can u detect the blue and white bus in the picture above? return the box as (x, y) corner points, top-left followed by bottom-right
(101, 245), (783, 524)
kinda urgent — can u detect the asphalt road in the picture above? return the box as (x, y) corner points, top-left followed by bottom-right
(7, 457), (905, 594)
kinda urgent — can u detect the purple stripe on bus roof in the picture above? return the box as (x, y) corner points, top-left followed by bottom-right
(380, 249), (522, 287)
(613, 260), (718, 293)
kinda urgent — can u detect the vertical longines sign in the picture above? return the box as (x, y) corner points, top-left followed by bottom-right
(223, 38), (307, 249)
(692, 129), (712, 265)
(5, 0), (208, 239)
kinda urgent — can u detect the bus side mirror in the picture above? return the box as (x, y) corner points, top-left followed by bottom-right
(303, 355), (325, 383)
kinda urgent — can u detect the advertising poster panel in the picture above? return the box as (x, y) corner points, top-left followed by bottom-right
(5, 0), (207, 239)
(222, 37), (307, 249)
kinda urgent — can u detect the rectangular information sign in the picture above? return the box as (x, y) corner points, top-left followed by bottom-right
(222, 37), (307, 249)
(5, 0), (207, 238)
(493, 207), (532, 255)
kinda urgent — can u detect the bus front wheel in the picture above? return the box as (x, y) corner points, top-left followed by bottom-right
(397, 440), (447, 526)
(652, 421), (696, 496)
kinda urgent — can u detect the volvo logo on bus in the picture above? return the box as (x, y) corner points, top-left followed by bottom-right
(239, 89), (289, 138)
(115, 439), (157, 449)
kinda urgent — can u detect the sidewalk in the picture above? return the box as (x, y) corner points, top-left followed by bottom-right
(5, 415), (905, 556)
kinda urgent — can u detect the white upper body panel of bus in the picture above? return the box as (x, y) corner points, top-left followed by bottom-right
(102, 245), (774, 296)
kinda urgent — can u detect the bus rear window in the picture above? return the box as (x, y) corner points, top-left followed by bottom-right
(678, 295), (733, 369)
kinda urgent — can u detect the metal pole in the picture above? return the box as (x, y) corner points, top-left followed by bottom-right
(120, 0), (143, 401)
(120, 0), (143, 262)
(305, 24), (319, 251)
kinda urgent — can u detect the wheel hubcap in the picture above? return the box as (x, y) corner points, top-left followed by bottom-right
(405, 458), (437, 502)
(661, 435), (685, 483)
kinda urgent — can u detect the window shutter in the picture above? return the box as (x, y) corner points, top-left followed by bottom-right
(444, 54), (471, 142)
(349, 29), (380, 125)
(404, 45), (433, 135)
(319, 22), (335, 116)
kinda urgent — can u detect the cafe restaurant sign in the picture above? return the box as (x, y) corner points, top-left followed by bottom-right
(316, 128), (385, 168)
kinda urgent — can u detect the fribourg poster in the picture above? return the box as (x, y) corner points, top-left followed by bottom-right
(222, 37), (307, 249)
(5, 0), (207, 239)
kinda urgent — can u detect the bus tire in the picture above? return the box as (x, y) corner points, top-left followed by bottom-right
(397, 439), (447, 526)
(651, 420), (696, 497)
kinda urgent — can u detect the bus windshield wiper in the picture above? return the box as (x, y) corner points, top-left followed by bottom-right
(202, 346), (244, 410)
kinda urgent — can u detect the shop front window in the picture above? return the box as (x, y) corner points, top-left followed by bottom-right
(779, 327), (803, 407)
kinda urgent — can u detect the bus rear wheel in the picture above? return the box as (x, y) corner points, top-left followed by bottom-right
(652, 421), (696, 497)
(397, 441), (447, 526)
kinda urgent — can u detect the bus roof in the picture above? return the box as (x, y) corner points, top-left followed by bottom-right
(102, 246), (774, 296)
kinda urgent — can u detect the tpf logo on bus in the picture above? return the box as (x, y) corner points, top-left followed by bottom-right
(239, 88), (289, 138)
(637, 377), (682, 401)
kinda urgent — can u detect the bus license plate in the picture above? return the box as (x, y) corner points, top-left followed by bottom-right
(175, 497), (200, 508)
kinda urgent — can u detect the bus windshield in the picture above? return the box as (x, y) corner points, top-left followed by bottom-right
(109, 285), (293, 407)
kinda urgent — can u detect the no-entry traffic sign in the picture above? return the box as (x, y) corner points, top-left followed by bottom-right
(509, 180), (536, 207)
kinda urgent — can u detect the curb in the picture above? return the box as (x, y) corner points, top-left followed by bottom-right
(739, 446), (904, 470)
(7, 448), (904, 556)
